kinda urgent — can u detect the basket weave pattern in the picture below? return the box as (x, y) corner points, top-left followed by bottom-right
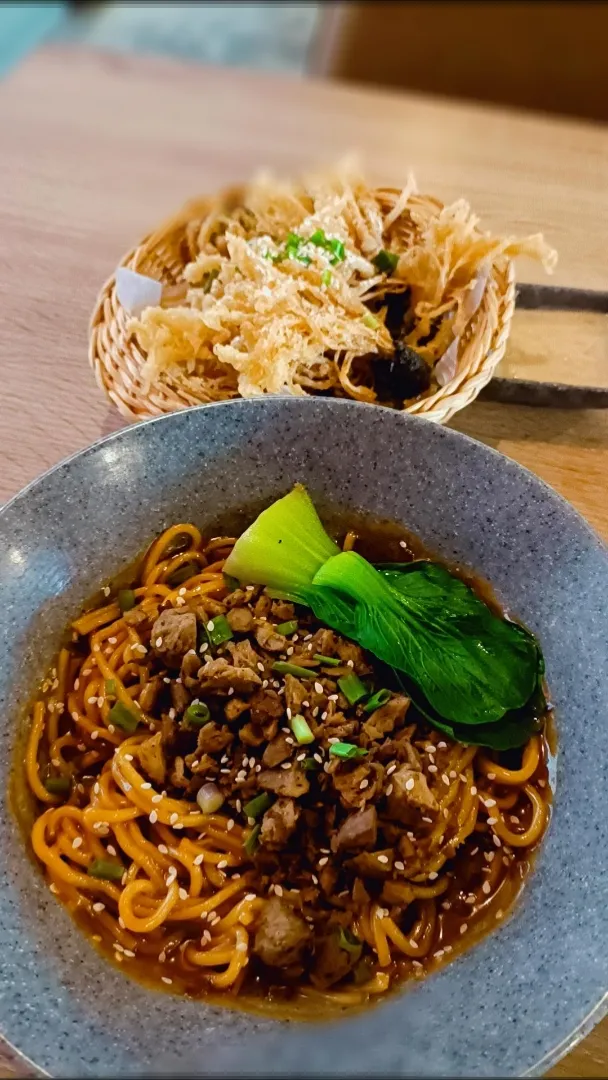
(89, 191), (516, 425)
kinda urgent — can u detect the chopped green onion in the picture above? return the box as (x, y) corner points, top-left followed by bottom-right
(328, 237), (345, 264)
(338, 672), (368, 706)
(196, 782), (224, 814)
(167, 562), (199, 588)
(329, 742), (368, 761)
(243, 792), (272, 819)
(118, 589), (136, 612)
(275, 619), (298, 636)
(362, 312), (380, 330)
(313, 654), (341, 667)
(363, 688), (392, 713)
(104, 679), (117, 697)
(309, 229), (326, 247)
(321, 269), (332, 287)
(290, 713), (314, 745)
(205, 614), (233, 647)
(44, 776), (71, 795)
(243, 823), (261, 856)
(271, 661), (316, 679)
(337, 926), (363, 956)
(301, 756), (318, 771)
(184, 701), (211, 728)
(87, 858), (124, 881)
(223, 572), (240, 592)
(108, 700), (139, 734)
(372, 249), (399, 274)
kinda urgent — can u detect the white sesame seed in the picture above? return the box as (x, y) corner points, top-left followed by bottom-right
(321, 711), (328, 721)
(207, 621), (215, 632)
(428, 871), (438, 880)
(386, 784), (393, 796)
(409, 938), (418, 948)
(149, 810), (158, 824)
(377, 854), (389, 864)
(328, 694), (338, 702)
(91, 731), (99, 741)
(286, 647), (294, 656)
(170, 813), (179, 825)
(495, 909), (503, 920)
(274, 884), (284, 897)
(460, 923), (468, 934)
(470, 785), (477, 795)
(487, 816), (498, 826)
(158, 844), (169, 855)
(386, 763), (397, 776)
(178, 887), (188, 900)
(49, 883), (58, 895)
(427, 764), (438, 773)
(449, 770), (457, 779)
(487, 772), (496, 780)
(318, 856), (329, 867)
(441, 900), (451, 910)
(422, 816), (433, 823)
(92, 902), (105, 912)
(114, 943), (124, 953)
(485, 798), (496, 808)
(178, 587), (187, 597)
(103, 586), (111, 597)
(106, 845), (117, 856)
(394, 860), (405, 871)
(405, 777), (415, 791)
(482, 881), (492, 895)
(158, 950), (167, 962)
(140, 782), (152, 791)
(399, 540), (407, 549)
(313, 753), (323, 764)
(311, 874), (319, 885)
(280, 762), (292, 770)
(441, 774), (450, 786)
(359, 779), (369, 790)
(217, 860), (228, 870)
(346, 660), (354, 668)
(161, 976), (173, 985)
(492, 834), (502, 847)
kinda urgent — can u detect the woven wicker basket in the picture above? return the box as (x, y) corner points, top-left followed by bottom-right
(89, 189), (516, 425)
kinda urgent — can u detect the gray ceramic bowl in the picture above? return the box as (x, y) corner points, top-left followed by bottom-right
(1, 398), (607, 1079)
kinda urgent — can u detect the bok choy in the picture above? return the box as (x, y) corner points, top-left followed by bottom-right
(223, 486), (546, 748)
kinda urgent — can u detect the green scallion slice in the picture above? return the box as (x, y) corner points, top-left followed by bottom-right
(184, 701), (211, 728)
(275, 619), (298, 636)
(243, 823), (261, 856)
(363, 688), (392, 713)
(321, 269), (332, 287)
(104, 679), (117, 697)
(223, 572), (240, 592)
(372, 248), (399, 274)
(329, 742), (368, 761)
(328, 237), (346, 264)
(289, 713), (314, 745)
(362, 312), (380, 330)
(87, 858), (124, 881)
(312, 654), (340, 667)
(243, 793), (272, 820)
(338, 672), (368, 706)
(205, 614), (233, 647)
(44, 776), (71, 795)
(301, 756), (318, 771)
(271, 661), (316, 679)
(118, 589), (136, 612)
(108, 700), (139, 734)
(337, 926), (363, 956)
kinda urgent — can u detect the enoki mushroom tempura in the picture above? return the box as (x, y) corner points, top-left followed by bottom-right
(24, 521), (550, 1017)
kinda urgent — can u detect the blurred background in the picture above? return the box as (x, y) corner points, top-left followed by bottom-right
(2, 0), (608, 122)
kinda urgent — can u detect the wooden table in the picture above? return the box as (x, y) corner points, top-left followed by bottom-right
(1, 46), (607, 1078)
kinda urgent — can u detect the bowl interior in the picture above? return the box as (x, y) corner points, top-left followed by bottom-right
(0, 397), (607, 1078)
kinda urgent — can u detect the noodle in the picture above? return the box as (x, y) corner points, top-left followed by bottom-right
(22, 519), (551, 1017)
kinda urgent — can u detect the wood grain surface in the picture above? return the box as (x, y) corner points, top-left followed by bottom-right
(0, 46), (606, 1078)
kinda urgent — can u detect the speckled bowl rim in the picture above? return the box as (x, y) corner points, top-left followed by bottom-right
(0, 397), (607, 1079)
